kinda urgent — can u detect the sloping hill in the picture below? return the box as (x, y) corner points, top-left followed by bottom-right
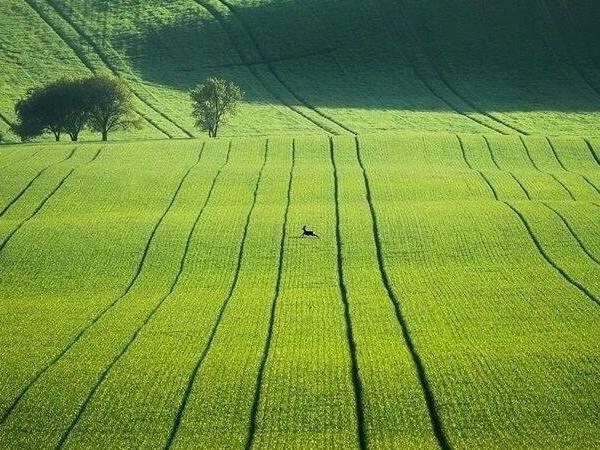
(1, 0), (600, 139)
(0, 135), (599, 448)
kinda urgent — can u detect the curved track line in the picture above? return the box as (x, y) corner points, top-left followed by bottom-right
(329, 137), (368, 449)
(354, 136), (452, 450)
(537, 0), (600, 101)
(558, 0), (600, 73)
(456, 135), (498, 200)
(163, 140), (268, 450)
(0, 148), (82, 256)
(245, 139), (294, 450)
(205, 0), (357, 134)
(89, 148), (102, 163)
(0, 145), (200, 426)
(542, 202), (600, 267)
(508, 174), (531, 200)
(393, 0), (527, 135)
(0, 170), (74, 254)
(584, 138), (600, 167)
(0, 148), (76, 218)
(373, 0), (506, 134)
(519, 136), (575, 200)
(55, 143), (233, 449)
(0, 110), (13, 128)
(504, 202), (600, 308)
(483, 136), (531, 199)
(41, 0), (195, 138)
(546, 137), (600, 196)
(482, 136), (502, 169)
(191, 0), (340, 135)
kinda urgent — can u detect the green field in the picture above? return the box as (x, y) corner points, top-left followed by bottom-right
(1, 0), (600, 448)
(0, 134), (599, 448)
(2, 0), (600, 140)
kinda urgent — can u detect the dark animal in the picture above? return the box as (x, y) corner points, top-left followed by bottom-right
(302, 225), (319, 238)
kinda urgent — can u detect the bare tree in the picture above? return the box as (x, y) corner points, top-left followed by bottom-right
(190, 78), (243, 137)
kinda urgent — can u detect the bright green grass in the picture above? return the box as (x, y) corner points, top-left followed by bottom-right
(1, 0), (600, 140)
(0, 133), (599, 449)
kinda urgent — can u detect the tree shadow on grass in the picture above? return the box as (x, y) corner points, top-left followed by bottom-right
(116, 0), (600, 113)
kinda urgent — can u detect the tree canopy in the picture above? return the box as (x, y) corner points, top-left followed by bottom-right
(190, 78), (243, 137)
(12, 76), (138, 142)
(84, 76), (139, 141)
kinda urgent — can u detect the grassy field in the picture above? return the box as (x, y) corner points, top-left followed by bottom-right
(0, 133), (599, 448)
(1, 0), (600, 140)
(1, 0), (600, 448)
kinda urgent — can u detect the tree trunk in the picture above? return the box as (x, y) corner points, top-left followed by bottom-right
(70, 134), (78, 142)
(54, 132), (60, 142)
(102, 130), (108, 141)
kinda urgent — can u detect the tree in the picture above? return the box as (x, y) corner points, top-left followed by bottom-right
(14, 85), (62, 141)
(190, 78), (243, 137)
(12, 78), (90, 142)
(60, 78), (90, 142)
(83, 75), (139, 141)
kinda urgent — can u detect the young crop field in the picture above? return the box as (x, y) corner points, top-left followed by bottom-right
(1, 0), (600, 448)
(2, 0), (600, 141)
(0, 134), (599, 448)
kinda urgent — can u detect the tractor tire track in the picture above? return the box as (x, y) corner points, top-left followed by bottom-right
(584, 138), (600, 167)
(542, 202), (600, 267)
(42, 0), (194, 138)
(456, 135), (499, 200)
(0, 148), (76, 218)
(21, 0), (173, 139)
(191, 0), (341, 135)
(354, 136), (452, 450)
(163, 140), (269, 450)
(537, 0), (600, 101)
(0, 148), (85, 256)
(371, 0), (506, 135)
(504, 202), (600, 308)
(0, 145), (200, 426)
(530, 0), (600, 107)
(519, 136), (575, 200)
(483, 136), (531, 199)
(546, 137), (600, 196)
(56, 143), (234, 449)
(558, 0), (600, 73)
(329, 137), (368, 450)
(482, 136), (502, 170)
(89, 148), (102, 163)
(0, 109), (14, 129)
(393, 0), (528, 135)
(245, 139), (294, 450)
(200, 0), (357, 135)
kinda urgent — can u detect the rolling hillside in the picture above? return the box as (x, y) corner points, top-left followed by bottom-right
(1, 1), (600, 448)
(1, 0), (600, 140)
(0, 135), (599, 448)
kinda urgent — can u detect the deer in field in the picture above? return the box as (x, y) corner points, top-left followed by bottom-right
(301, 225), (320, 239)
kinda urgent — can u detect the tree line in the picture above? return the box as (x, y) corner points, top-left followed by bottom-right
(9, 76), (243, 143)
(12, 75), (139, 142)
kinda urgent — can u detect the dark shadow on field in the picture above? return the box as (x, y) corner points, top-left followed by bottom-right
(114, 0), (600, 112)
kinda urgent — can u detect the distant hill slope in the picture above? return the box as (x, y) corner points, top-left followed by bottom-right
(2, 0), (600, 140)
